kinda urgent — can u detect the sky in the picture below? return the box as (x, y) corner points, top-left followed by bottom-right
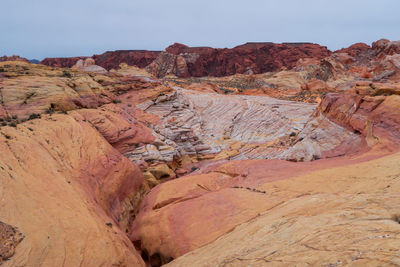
(1, 0), (400, 60)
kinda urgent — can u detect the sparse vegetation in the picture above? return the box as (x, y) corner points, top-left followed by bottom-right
(191, 166), (199, 172)
(28, 113), (41, 120)
(392, 214), (400, 224)
(231, 186), (266, 194)
(62, 70), (72, 78)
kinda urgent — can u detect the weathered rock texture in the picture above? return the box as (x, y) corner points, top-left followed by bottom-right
(166, 151), (400, 266)
(0, 221), (24, 264)
(0, 61), (169, 121)
(0, 114), (145, 266)
(40, 50), (161, 71)
(147, 42), (331, 77)
(0, 55), (30, 63)
(2, 38), (400, 266)
(0, 62), (176, 265)
(39, 42), (331, 78)
(72, 58), (107, 73)
(317, 82), (400, 148)
(129, 87), (362, 163)
(93, 50), (161, 70)
(39, 56), (89, 68)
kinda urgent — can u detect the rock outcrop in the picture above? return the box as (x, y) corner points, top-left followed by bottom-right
(317, 82), (400, 148)
(40, 42), (331, 78)
(40, 50), (161, 71)
(0, 61), (114, 119)
(166, 151), (400, 266)
(40, 56), (89, 68)
(0, 55), (30, 63)
(93, 50), (161, 70)
(0, 114), (145, 266)
(3, 39), (400, 266)
(146, 42), (331, 78)
(129, 87), (362, 163)
(72, 58), (107, 73)
(0, 221), (24, 264)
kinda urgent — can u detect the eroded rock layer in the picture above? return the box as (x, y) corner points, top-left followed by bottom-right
(147, 42), (331, 77)
(166, 152), (400, 266)
(2, 38), (400, 267)
(128, 87), (362, 163)
(0, 114), (145, 266)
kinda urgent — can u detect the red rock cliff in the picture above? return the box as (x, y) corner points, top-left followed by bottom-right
(147, 42), (331, 77)
(40, 50), (161, 71)
(92, 50), (161, 70)
(40, 56), (88, 68)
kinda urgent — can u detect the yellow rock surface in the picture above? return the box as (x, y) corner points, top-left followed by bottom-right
(167, 152), (400, 266)
(0, 114), (145, 266)
(0, 61), (113, 118)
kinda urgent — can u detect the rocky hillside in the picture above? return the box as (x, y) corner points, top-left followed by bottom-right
(39, 42), (330, 77)
(2, 38), (400, 266)
(40, 50), (161, 70)
(146, 42), (330, 77)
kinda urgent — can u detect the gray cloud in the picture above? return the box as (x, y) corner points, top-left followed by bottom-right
(1, 0), (399, 59)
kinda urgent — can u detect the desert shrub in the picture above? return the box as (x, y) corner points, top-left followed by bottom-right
(392, 214), (400, 224)
(62, 70), (72, 78)
(28, 113), (41, 120)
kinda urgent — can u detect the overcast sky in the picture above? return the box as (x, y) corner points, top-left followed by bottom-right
(2, 0), (399, 59)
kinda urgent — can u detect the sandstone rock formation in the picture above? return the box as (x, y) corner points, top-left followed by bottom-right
(40, 50), (161, 71)
(110, 63), (154, 78)
(72, 58), (107, 73)
(129, 87), (362, 163)
(3, 38), (400, 266)
(0, 221), (24, 264)
(147, 42), (331, 78)
(317, 82), (400, 148)
(0, 62), (171, 265)
(0, 114), (145, 266)
(40, 42), (331, 78)
(92, 50), (161, 70)
(40, 56), (88, 68)
(0, 61), (114, 119)
(0, 55), (30, 63)
(166, 150), (400, 266)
